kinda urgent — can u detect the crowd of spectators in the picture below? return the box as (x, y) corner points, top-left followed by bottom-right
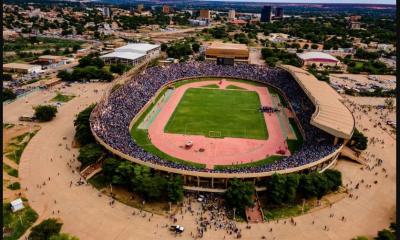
(90, 61), (341, 174)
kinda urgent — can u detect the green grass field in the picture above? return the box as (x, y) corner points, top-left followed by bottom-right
(164, 88), (268, 140)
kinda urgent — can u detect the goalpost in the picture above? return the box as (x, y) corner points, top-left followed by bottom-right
(208, 131), (221, 138)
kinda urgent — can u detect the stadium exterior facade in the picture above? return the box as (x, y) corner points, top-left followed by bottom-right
(90, 63), (355, 192)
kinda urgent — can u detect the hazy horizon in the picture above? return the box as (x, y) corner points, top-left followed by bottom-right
(201, 0), (396, 5)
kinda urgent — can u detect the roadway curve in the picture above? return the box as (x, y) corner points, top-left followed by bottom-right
(7, 82), (396, 240)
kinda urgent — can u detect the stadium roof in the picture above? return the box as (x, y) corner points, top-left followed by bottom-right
(115, 43), (160, 54)
(296, 52), (339, 62)
(100, 52), (145, 61)
(280, 64), (354, 139)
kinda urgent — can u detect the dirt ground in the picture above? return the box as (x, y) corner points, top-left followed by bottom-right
(3, 78), (396, 240)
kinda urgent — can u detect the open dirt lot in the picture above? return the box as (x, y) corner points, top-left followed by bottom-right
(4, 79), (395, 239)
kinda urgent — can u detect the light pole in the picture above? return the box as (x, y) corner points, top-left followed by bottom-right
(169, 201), (172, 216)
(233, 208), (236, 221)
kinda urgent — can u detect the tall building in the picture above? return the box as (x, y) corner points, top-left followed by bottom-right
(103, 7), (111, 18)
(275, 7), (284, 18)
(228, 9), (235, 20)
(162, 5), (170, 14)
(137, 4), (144, 12)
(199, 9), (211, 19)
(261, 6), (272, 23)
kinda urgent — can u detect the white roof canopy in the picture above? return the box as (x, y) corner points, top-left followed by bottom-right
(280, 64), (355, 139)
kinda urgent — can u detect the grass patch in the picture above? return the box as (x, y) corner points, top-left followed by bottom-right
(214, 155), (283, 170)
(287, 118), (303, 154)
(226, 85), (247, 90)
(132, 128), (205, 169)
(3, 123), (15, 129)
(5, 131), (38, 164)
(51, 92), (75, 102)
(88, 173), (108, 190)
(201, 84), (220, 88)
(3, 202), (39, 240)
(267, 86), (288, 107)
(263, 203), (311, 220)
(164, 88), (268, 140)
(3, 164), (18, 178)
(7, 182), (21, 190)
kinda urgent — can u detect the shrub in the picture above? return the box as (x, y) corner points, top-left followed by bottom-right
(28, 218), (62, 240)
(34, 105), (58, 122)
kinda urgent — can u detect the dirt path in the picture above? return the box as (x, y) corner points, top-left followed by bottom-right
(5, 79), (394, 240)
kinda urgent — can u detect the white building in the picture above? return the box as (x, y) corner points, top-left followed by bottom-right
(228, 9), (236, 20)
(296, 52), (340, 67)
(100, 43), (160, 65)
(3, 63), (42, 74)
(10, 198), (24, 212)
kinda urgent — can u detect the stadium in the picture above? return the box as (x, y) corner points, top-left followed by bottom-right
(90, 62), (355, 192)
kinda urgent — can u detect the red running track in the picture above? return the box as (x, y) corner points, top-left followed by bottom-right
(147, 80), (290, 169)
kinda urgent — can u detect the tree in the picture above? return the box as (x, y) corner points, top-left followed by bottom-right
(3, 73), (13, 81)
(224, 178), (254, 214)
(323, 169), (342, 192)
(49, 233), (79, 240)
(57, 70), (73, 82)
(102, 157), (121, 183)
(284, 173), (300, 203)
(311, 172), (330, 199)
(192, 42), (200, 53)
(160, 43), (168, 51)
(110, 64), (128, 75)
(167, 176), (184, 203)
(311, 44), (318, 49)
(74, 104), (96, 145)
(298, 174), (317, 199)
(303, 44), (309, 49)
(3, 88), (16, 102)
(266, 173), (287, 205)
(77, 143), (103, 167)
(352, 237), (368, 240)
(113, 161), (135, 186)
(349, 129), (368, 150)
(28, 218), (62, 240)
(375, 229), (396, 240)
(34, 105), (58, 121)
(384, 98), (394, 110)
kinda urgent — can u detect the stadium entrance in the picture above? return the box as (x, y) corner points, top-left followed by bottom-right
(217, 57), (234, 66)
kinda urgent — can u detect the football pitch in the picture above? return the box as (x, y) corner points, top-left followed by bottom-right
(164, 87), (268, 140)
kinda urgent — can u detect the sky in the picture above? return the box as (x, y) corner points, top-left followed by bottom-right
(204, 0), (396, 4)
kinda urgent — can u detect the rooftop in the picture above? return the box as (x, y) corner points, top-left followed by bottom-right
(115, 43), (160, 53)
(296, 52), (339, 62)
(100, 51), (145, 61)
(3, 63), (41, 70)
(280, 64), (355, 139)
(207, 42), (248, 51)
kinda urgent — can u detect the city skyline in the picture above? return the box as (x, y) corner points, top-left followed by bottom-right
(202, 0), (396, 5)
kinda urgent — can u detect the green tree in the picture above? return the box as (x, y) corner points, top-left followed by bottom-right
(160, 43), (168, 51)
(285, 173), (300, 203)
(57, 70), (73, 82)
(77, 143), (103, 167)
(349, 129), (368, 150)
(375, 229), (396, 240)
(298, 174), (317, 199)
(266, 173), (287, 205)
(311, 172), (330, 199)
(323, 169), (342, 192)
(28, 218), (62, 240)
(3, 73), (13, 81)
(102, 157), (121, 183)
(3, 88), (16, 102)
(74, 104), (96, 146)
(192, 42), (200, 53)
(167, 176), (184, 203)
(34, 105), (58, 122)
(311, 44), (318, 49)
(352, 237), (368, 240)
(224, 178), (254, 214)
(110, 64), (129, 75)
(49, 233), (79, 240)
(113, 161), (135, 186)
